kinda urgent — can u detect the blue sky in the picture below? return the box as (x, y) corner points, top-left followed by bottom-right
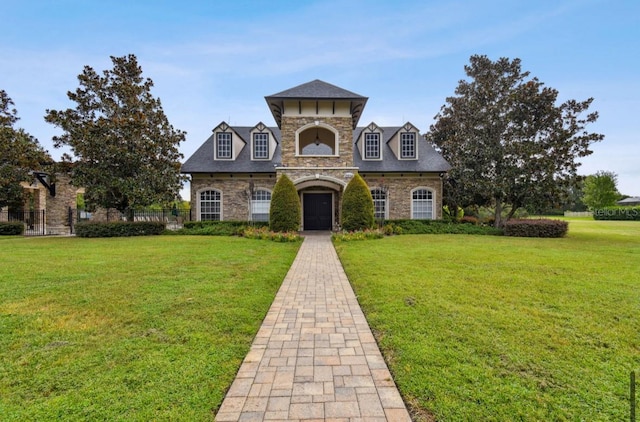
(2, 0), (639, 197)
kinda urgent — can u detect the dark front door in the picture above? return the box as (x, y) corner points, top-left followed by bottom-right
(304, 193), (332, 230)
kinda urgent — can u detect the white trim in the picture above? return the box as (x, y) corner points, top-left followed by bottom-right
(399, 132), (418, 160)
(251, 131), (270, 161)
(197, 188), (223, 221)
(370, 188), (389, 219)
(249, 188), (272, 222)
(410, 186), (435, 220)
(362, 131), (383, 161)
(214, 132), (234, 160)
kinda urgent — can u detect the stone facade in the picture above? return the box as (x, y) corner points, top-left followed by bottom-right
(280, 116), (354, 168)
(46, 173), (80, 234)
(191, 174), (277, 221)
(361, 173), (443, 220)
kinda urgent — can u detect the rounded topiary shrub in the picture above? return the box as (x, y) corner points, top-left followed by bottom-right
(269, 174), (301, 232)
(341, 173), (374, 231)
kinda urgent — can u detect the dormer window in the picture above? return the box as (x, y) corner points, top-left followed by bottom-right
(400, 132), (416, 159)
(216, 132), (232, 159)
(253, 132), (269, 159)
(364, 133), (380, 159)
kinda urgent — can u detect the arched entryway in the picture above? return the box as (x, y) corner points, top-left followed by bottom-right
(293, 176), (346, 231)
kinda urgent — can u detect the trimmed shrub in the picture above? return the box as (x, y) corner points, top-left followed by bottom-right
(385, 219), (503, 236)
(182, 220), (268, 236)
(242, 226), (302, 242)
(270, 174), (301, 232)
(332, 229), (384, 242)
(75, 221), (165, 237)
(341, 174), (374, 231)
(0, 222), (24, 235)
(593, 206), (640, 221)
(503, 219), (569, 238)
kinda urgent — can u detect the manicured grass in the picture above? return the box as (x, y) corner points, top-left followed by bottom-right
(0, 236), (299, 421)
(335, 219), (640, 421)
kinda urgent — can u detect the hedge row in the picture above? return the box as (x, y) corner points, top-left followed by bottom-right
(384, 219), (503, 236)
(503, 219), (568, 238)
(593, 207), (640, 221)
(181, 221), (269, 236)
(0, 222), (24, 235)
(75, 221), (166, 237)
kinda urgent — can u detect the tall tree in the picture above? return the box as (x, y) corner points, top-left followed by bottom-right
(582, 170), (620, 210)
(428, 55), (604, 226)
(0, 90), (52, 209)
(45, 54), (185, 214)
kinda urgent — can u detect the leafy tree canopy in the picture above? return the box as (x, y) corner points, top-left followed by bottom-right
(0, 90), (52, 209)
(428, 55), (604, 226)
(45, 54), (186, 213)
(582, 170), (621, 210)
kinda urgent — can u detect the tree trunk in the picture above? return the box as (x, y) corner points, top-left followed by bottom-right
(506, 206), (518, 222)
(494, 200), (502, 228)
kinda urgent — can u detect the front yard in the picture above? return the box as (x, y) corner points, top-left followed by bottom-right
(2, 219), (638, 421)
(335, 218), (640, 421)
(0, 236), (299, 421)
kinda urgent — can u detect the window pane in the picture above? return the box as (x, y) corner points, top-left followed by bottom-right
(401, 132), (415, 158)
(365, 133), (380, 159)
(412, 189), (433, 219)
(251, 190), (271, 221)
(253, 133), (269, 159)
(371, 189), (386, 219)
(217, 132), (232, 159)
(200, 190), (221, 221)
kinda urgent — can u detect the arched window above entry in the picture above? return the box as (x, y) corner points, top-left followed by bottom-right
(296, 124), (338, 156)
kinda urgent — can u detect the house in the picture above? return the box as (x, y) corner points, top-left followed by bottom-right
(181, 80), (450, 230)
(617, 197), (640, 206)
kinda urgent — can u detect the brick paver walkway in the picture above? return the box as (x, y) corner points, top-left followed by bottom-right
(215, 233), (412, 421)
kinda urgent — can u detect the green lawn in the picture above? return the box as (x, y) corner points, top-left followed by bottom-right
(335, 218), (640, 421)
(0, 236), (299, 421)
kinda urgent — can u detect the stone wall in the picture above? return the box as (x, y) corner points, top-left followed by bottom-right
(278, 167), (356, 188)
(190, 174), (277, 221)
(280, 116), (354, 167)
(361, 173), (443, 220)
(46, 173), (80, 234)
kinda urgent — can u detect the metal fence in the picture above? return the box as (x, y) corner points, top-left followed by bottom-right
(2, 208), (193, 236)
(0, 210), (46, 236)
(103, 208), (193, 230)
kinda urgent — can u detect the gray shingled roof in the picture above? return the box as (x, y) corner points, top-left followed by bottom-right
(267, 79), (367, 99)
(617, 196), (640, 205)
(181, 124), (450, 174)
(181, 126), (282, 174)
(353, 127), (451, 173)
(265, 80), (368, 129)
